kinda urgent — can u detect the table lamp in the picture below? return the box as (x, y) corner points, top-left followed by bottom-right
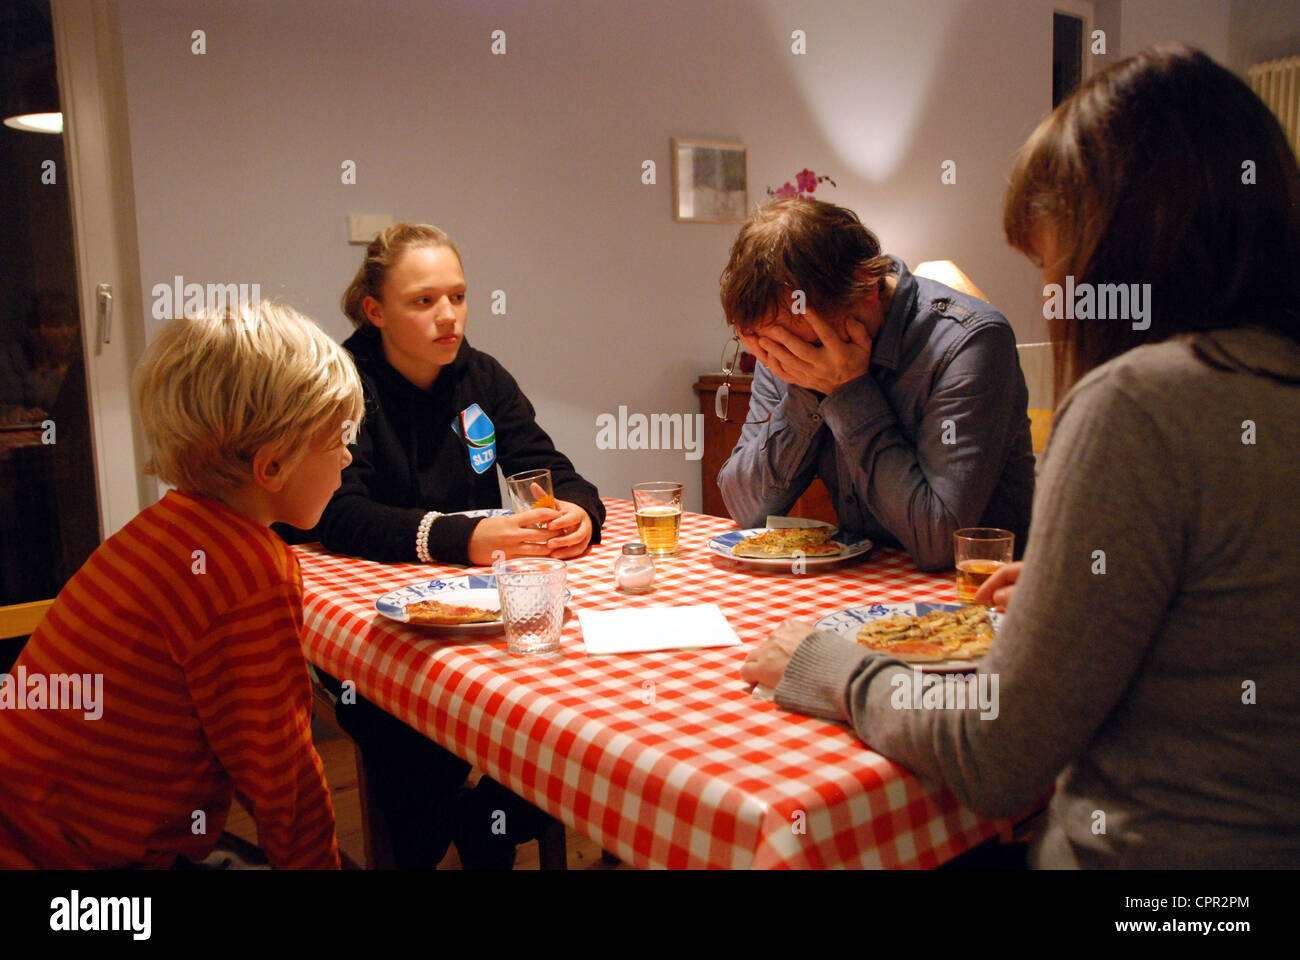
(913, 260), (988, 302)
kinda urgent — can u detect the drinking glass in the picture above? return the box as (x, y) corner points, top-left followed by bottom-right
(631, 481), (684, 556)
(505, 468), (556, 521)
(493, 558), (567, 655)
(953, 528), (1014, 604)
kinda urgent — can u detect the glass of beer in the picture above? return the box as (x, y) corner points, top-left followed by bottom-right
(631, 481), (683, 556)
(953, 528), (1014, 604)
(505, 468), (556, 524)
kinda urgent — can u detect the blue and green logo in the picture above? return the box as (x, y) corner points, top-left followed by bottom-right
(452, 403), (496, 474)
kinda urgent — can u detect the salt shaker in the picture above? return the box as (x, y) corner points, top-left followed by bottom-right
(614, 542), (655, 593)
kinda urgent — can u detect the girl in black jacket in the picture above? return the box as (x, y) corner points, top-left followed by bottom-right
(316, 223), (603, 564)
(301, 223), (604, 868)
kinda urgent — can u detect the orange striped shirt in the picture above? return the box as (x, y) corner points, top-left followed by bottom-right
(0, 490), (339, 869)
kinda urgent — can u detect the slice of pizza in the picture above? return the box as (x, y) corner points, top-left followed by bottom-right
(854, 614), (924, 644)
(873, 639), (952, 661)
(732, 526), (842, 558)
(404, 599), (501, 625)
(919, 606), (994, 660)
(855, 605), (993, 661)
(950, 633), (993, 660)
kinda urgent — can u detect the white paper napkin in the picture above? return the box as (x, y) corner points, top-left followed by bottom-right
(578, 605), (743, 654)
(765, 515), (836, 531)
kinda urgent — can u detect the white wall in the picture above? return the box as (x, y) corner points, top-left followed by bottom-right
(1120, 0), (1230, 59)
(1229, 0), (1300, 75)
(113, 0), (1234, 514)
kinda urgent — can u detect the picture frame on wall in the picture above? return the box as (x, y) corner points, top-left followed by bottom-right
(672, 138), (748, 223)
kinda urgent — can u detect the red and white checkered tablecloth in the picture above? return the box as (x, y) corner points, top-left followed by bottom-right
(296, 498), (1011, 869)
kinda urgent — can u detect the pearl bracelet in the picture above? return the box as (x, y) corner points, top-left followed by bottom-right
(415, 510), (442, 563)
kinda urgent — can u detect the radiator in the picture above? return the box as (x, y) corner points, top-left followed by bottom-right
(1249, 55), (1300, 159)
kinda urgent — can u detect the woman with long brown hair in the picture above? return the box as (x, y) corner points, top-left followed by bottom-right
(741, 45), (1300, 868)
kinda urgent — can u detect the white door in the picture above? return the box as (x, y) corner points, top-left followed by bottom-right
(51, 0), (151, 536)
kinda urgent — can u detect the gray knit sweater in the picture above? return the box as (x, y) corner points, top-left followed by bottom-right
(775, 327), (1300, 868)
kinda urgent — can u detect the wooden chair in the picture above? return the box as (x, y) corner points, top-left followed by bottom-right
(0, 599), (54, 640)
(1017, 342), (1055, 459)
(0, 599), (53, 675)
(1027, 408), (1054, 456)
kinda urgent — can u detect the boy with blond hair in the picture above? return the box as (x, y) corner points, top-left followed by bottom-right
(0, 301), (362, 869)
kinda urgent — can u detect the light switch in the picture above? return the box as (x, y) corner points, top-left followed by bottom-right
(347, 214), (395, 244)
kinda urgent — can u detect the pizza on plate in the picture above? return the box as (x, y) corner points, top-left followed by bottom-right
(854, 605), (993, 661)
(404, 599), (500, 625)
(731, 526), (842, 559)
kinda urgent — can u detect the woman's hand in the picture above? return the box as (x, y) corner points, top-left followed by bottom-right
(466, 509), (562, 565)
(974, 561), (1024, 607)
(544, 500), (593, 559)
(740, 619), (817, 689)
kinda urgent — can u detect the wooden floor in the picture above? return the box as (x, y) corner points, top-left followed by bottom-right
(223, 718), (632, 870)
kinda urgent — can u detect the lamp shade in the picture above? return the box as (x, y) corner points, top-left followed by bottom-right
(3, 58), (63, 135)
(913, 260), (988, 302)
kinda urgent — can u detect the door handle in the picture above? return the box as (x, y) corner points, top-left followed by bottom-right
(96, 283), (113, 345)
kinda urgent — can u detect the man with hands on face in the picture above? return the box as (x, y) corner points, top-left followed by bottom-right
(716, 199), (1035, 571)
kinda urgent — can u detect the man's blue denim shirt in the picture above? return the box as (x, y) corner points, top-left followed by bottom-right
(717, 257), (1036, 571)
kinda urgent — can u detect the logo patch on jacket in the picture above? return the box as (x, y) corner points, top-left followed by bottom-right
(452, 403), (496, 474)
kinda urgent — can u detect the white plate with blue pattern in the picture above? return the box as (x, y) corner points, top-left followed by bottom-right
(445, 508), (514, 519)
(376, 574), (573, 634)
(705, 528), (874, 571)
(814, 602), (1003, 673)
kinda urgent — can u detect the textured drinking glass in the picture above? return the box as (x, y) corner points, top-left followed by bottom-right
(631, 481), (684, 556)
(493, 558), (567, 654)
(505, 468), (556, 515)
(953, 528), (1014, 604)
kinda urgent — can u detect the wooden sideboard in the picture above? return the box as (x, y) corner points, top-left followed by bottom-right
(692, 374), (837, 524)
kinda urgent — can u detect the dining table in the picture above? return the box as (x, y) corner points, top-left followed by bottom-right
(295, 497), (1024, 869)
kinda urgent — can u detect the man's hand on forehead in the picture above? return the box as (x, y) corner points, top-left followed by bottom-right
(753, 300), (852, 344)
(747, 311), (872, 395)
